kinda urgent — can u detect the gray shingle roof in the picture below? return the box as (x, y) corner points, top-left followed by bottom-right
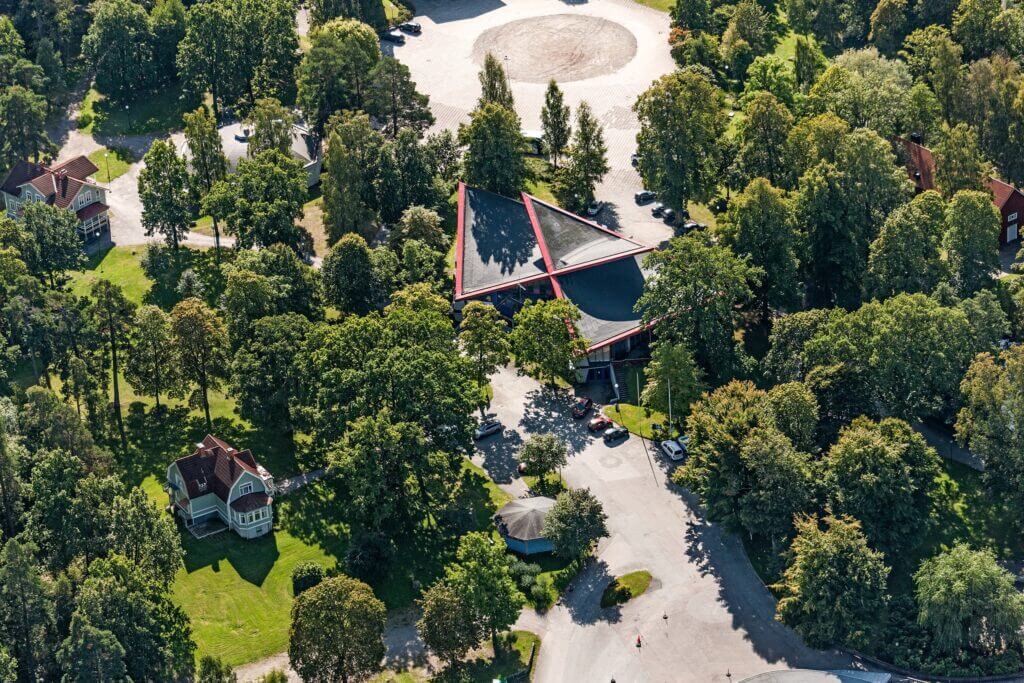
(554, 255), (651, 348)
(460, 186), (546, 295)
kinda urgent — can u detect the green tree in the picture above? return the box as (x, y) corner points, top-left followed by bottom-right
(736, 92), (794, 189)
(934, 124), (991, 198)
(786, 112), (849, 178)
(391, 206), (447, 252)
(553, 101), (609, 211)
(637, 234), (759, 379)
(943, 189), (1000, 296)
(196, 655), (237, 683)
(477, 52), (514, 111)
(221, 268), (278, 347)
(509, 298), (588, 387)
(460, 102), (526, 197)
(737, 427), (814, 552)
(915, 544), (1024, 656)
(541, 80), (571, 168)
(634, 69), (727, 209)
(291, 562), (325, 596)
(671, 0), (709, 29)
(960, 289), (1009, 353)
(125, 304), (183, 410)
(204, 150), (310, 256)
(170, 298), (229, 430)
(742, 55), (797, 109)
(444, 532), (524, 650)
(19, 202), (84, 287)
(804, 50), (912, 139)
(956, 346), (1024, 522)
(542, 488), (609, 559)
(952, 0), (1001, 60)
(366, 57), (433, 138)
(417, 580), (480, 668)
(82, 0), (154, 101)
(0, 86), (48, 167)
(150, 0), (185, 85)
(108, 487), (183, 586)
(765, 381), (820, 453)
(296, 18), (381, 135)
(719, 177), (799, 315)
(245, 97), (293, 156)
(27, 448), (83, 569)
(777, 515), (889, 648)
(0, 429), (22, 542)
(58, 614), (128, 683)
(866, 190), (948, 298)
(640, 341), (704, 427)
(458, 301), (509, 417)
(518, 433), (568, 480)
(321, 233), (382, 315)
(869, 0), (908, 54)
(288, 575), (386, 683)
(183, 106), (228, 252)
(321, 111), (381, 242)
(87, 280), (136, 449)
(139, 140), (191, 251)
(178, 0), (237, 120)
(793, 36), (827, 92)
(230, 313), (307, 429)
(823, 417), (941, 555)
(0, 539), (51, 682)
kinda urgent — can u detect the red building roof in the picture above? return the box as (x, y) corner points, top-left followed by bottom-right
(172, 435), (265, 503)
(0, 156), (100, 209)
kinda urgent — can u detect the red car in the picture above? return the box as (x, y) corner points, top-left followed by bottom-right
(588, 415), (612, 432)
(572, 396), (594, 418)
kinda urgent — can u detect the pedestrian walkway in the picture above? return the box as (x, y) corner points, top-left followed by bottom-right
(275, 468), (327, 496)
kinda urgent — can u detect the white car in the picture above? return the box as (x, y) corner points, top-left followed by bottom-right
(660, 439), (686, 462)
(474, 420), (502, 440)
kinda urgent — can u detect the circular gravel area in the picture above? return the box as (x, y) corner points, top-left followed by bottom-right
(471, 14), (638, 83)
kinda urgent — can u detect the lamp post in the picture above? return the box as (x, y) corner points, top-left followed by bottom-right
(104, 151), (110, 183)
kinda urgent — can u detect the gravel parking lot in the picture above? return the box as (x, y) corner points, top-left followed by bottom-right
(393, 0), (678, 247)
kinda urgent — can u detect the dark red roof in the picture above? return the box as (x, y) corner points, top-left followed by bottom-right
(897, 137), (936, 192)
(76, 202), (109, 221)
(989, 178), (1020, 209)
(173, 435), (264, 502)
(0, 155), (99, 208)
(230, 492), (273, 512)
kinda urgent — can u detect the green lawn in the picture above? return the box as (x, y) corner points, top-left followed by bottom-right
(525, 157), (557, 205)
(68, 246), (153, 304)
(600, 570), (652, 608)
(606, 403), (670, 438)
(87, 146), (134, 182)
(631, 0), (672, 12)
(78, 85), (197, 137)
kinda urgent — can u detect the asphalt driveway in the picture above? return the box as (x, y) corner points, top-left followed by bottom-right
(478, 366), (854, 682)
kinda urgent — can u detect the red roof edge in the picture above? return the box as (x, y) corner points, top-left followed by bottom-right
(454, 272), (553, 302)
(521, 192), (564, 299)
(585, 321), (653, 353)
(524, 193), (648, 249)
(454, 182), (466, 297)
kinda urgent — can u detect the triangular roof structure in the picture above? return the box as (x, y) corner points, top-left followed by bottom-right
(455, 183), (655, 351)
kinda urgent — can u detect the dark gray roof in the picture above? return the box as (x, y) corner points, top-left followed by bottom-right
(495, 496), (555, 541)
(461, 187), (545, 294)
(529, 199), (644, 270)
(554, 255), (651, 348)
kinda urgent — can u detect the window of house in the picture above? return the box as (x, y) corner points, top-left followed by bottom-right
(240, 482), (253, 496)
(1010, 213), (1019, 223)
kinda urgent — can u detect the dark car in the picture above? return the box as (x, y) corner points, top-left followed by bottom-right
(631, 153), (639, 167)
(398, 21), (421, 34)
(651, 202), (665, 217)
(635, 190), (656, 204)
(588, 415), (613, 432)
(380, 29), (406, 44)
(603, 426), (629, 443)
(572, 396), (593, 418)
(662, 208), (678, 225)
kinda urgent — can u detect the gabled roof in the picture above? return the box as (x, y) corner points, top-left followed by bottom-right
(897, 136), (1024, 211)
(455, 183), (656, 351)
(0, 156), (100, 208)
(172, 435), (265, 503)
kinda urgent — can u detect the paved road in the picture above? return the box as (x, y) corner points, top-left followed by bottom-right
(395, 0), (677, 248)
(478, 366), (855, 682)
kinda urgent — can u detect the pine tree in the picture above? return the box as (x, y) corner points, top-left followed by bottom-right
(540, 80), (570, 168)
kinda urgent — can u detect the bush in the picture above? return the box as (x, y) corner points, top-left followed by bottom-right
(259, 671), (288, 683)
(529, 582), (549, 606)
(509, 560), (541, 593)
(291, 561), (325, 596)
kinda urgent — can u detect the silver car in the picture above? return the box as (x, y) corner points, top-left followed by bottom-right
(473, 420), (502, 440)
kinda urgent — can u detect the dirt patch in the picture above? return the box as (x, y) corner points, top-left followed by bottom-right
(472, 14), (637, 84)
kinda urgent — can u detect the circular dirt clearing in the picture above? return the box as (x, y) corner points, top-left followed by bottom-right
(472, 14), (637, 83)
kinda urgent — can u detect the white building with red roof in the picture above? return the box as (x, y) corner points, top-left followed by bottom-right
(166, 435), (276, 539)
(0, 156), (110, 241)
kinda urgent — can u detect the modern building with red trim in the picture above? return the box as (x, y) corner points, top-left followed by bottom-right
(454, 183), (655, 381)
(897, 137), (1024, 244)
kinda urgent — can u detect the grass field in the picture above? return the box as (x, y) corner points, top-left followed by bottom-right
(525, 157), (557, 205)
(600, 570), (652, 608)
(434, 631), (539, 683)
(632, 0), (673, 12)
(88, 146), (134, 182)
(68, 246), (154, 303)
(78, 85), (196, 137)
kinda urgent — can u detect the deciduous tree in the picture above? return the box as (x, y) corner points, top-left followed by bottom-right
(509, 298), (587, 387)
(125, 305), (183, 410)
(460, 102), (526, 197)
(519, 433), (568, 481)
(553, 101), (608, 211)
(542, 488), (608, 559)
(943, 189), (1000, 296)
(477, 52), (514, 111)
(541, 80), (570, 168)
(458, 301), (509, 417)
(139, 140), (191, 251)
(366, 57), (433, 138)
(170, 298), (228, 431)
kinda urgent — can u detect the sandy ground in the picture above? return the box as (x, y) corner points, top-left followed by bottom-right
(394, 0), (678, 248)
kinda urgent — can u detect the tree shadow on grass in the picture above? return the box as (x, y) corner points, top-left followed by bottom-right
(275, 478), (348, 561)
(142, 247), (232, 311)
(432, 631), (536, 683)
(180, 522), (281, 587)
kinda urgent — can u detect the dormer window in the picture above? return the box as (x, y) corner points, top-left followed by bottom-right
(240, 482), (253, 496)
(196, 477), (207, 492)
